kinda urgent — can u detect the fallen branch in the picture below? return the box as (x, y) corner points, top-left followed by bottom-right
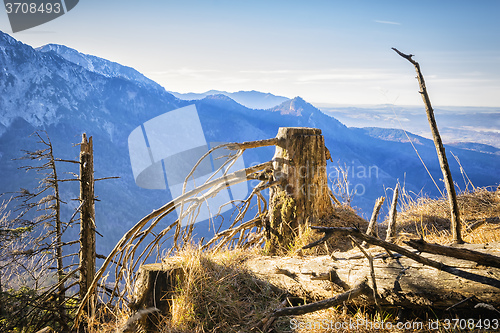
(272, 280), (370, 317)
(466, 217), (500, 232)
(405, 239), (500, 269)
(258, 298), (289, 332)
(349, 235), (379, 307)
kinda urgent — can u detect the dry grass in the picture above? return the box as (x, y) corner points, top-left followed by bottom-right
(155, 247), (283, 333)
(86, 187), (500, 333)
(381, 186), (500, 245)
(289, 204), (369, 256)
(292, 307), (412, 333)
(85, 247), (284, 333)
(84, 305), (131, 333)
(287, 306), (489, 333)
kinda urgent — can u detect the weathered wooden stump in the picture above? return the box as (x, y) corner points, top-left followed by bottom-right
(129, 262), (184, 332)
(267, 127), (334, 253)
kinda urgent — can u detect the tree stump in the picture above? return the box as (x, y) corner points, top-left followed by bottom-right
(267, 127), (334, 254)
(129, 262), (184, 332)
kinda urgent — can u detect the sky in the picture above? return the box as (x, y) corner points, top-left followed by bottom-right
(1, 0), (500, 107)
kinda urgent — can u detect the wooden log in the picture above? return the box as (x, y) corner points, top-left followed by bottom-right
(306, 226), (500, 289)
(132, 244), (500, 327)
(245, 243), (500, 310)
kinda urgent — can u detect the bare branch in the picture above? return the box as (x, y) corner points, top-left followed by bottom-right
(349, 235), (379, 307)
(272, 280), (370, 317)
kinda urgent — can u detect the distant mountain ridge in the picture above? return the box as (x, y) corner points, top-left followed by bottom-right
(358, 127), (427, 145)
(359, 127), (500, 155)
(37, 44), (165, 93)
(170, 89), (289, 109)
(448, 142), (500, 155)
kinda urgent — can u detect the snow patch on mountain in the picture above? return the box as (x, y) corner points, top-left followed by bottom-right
(38, 44), (165, 92)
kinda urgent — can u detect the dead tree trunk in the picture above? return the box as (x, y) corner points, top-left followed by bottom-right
(79, 134), (96, 312)
(385, 183), (399, 242)
(267, 127), (334, 254)
(366, 197), (384, 238)
(46, 136), (66, 327)
(392, 48), (462, 244)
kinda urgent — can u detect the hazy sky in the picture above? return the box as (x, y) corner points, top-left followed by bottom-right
(2, 0), (499, 106)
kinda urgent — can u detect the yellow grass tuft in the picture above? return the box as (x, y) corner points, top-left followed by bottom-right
(383, 186), (500, 245)
(156, 246), (283, 332)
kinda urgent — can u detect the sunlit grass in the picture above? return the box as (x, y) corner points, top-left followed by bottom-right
(85, 187), (500, 332)
(382, 186), (500, 245)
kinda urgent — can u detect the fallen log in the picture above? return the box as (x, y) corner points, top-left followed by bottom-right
(130, 240), (500, 325)
(245, 243), (500, 310)
(305, 227), (500, 289)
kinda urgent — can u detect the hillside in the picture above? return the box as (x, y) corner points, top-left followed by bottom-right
(84, 187), (500, 333)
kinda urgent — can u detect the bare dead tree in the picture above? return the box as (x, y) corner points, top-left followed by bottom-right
(2, 131), (81, 331)
(15, 131), (69, 328)
(392, 48), (463, 244)
(79, 134), (96, 314)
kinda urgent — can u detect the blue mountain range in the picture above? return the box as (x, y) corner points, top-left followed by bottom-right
(1, 30), (499, 256)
